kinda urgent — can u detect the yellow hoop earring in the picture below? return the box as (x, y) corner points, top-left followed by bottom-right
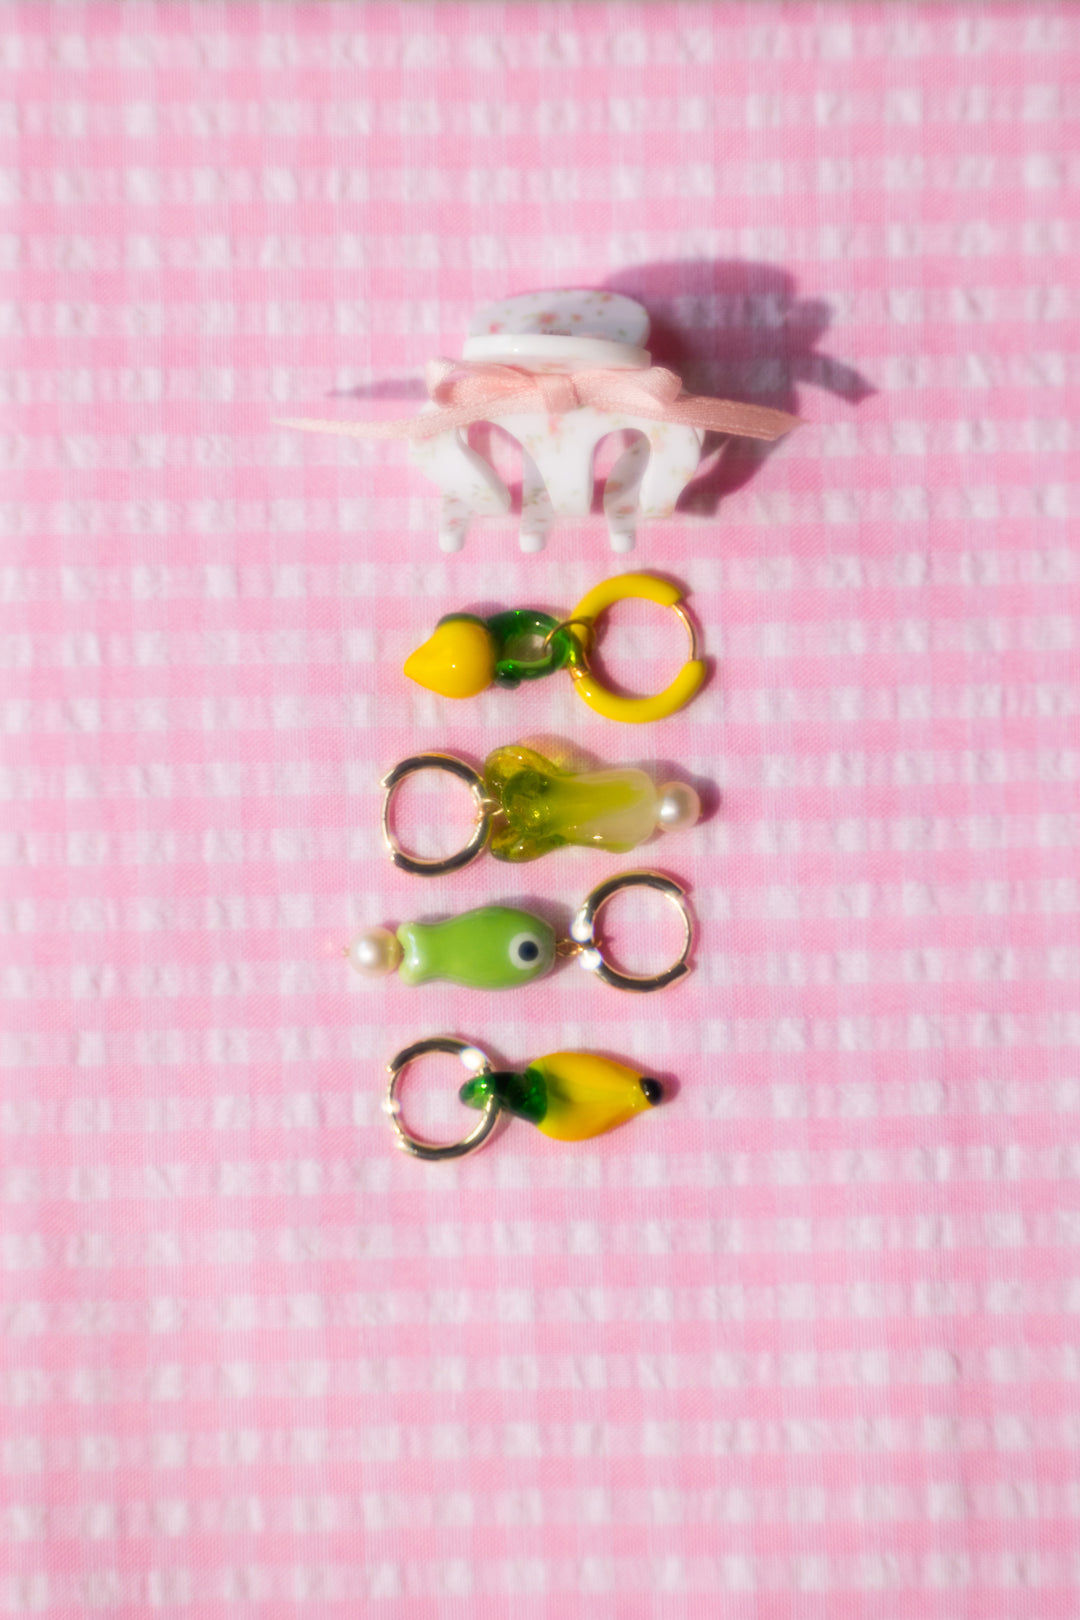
(564, 572), (706, 725)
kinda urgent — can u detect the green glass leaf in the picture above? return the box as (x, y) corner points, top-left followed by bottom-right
(459, 1066), (548, 1125)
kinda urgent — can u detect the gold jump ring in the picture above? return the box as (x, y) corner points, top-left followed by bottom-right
(568, 870), (693, 993)
(381, 754), (492, 877)
(385, 1036), (501, 1161)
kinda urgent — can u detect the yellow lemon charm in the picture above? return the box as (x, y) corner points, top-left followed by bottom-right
(402, 573), (706, 723)
(403, 615), (496, 699)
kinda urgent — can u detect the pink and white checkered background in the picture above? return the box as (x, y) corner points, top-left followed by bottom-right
(2, 2), (1080, 1614)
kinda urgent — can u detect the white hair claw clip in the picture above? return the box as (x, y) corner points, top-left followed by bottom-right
(282, 288), (800, 554)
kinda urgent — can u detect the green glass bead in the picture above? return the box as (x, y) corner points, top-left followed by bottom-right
(483, 743), (660, 862)
(485, 609), (576, 688)
(395, 905), (556, 989)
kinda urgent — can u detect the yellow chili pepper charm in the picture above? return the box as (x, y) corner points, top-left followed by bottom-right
(385, 1037), (668, 1161)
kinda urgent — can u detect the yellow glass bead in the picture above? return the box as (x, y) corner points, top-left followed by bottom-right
(532, 1051), (661, 1140)
(403, 616), (496, 699)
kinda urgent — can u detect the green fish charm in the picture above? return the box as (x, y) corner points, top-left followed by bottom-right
(349, 871), (693, 996)
(347, 905), (556, 990)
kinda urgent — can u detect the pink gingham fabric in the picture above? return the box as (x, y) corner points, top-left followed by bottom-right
(2, 3), (1080, 1614)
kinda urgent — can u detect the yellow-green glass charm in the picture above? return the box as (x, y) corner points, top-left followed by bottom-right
(460, 1051), (663, 1141)
(483, 742), (699, 863)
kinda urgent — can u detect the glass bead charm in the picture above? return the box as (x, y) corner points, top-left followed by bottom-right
(402, 571), (706, 725)
(460, 1051), (663, 1142)
(350, 906), (556, 991)
(348, 872), (694, 995)
(381, 744), (702, 874)
(385, 1036), (669, 1161)
(484, 742), (699, 862)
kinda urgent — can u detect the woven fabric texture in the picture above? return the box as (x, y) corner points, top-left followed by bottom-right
(2, 3), (1079, 1615)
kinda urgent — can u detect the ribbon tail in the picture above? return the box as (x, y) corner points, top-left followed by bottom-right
(276, 415), (420, 441)
(279, 384), (552, 443)
(662, 398), (803, 442)
(277, 406), (494, 442)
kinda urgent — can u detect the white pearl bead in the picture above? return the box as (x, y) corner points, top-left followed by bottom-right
(347, 926), (402, 978)
(656, 781), (701, 834)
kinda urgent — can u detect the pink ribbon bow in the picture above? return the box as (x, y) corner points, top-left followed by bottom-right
(280, 359), (801, 444)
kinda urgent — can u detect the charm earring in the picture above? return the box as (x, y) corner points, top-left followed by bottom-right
(386, 1035), (666, 1160)
(348, 870), (692, 994)
(381, 744), (701, 874)
(403, 572), (706, 724)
